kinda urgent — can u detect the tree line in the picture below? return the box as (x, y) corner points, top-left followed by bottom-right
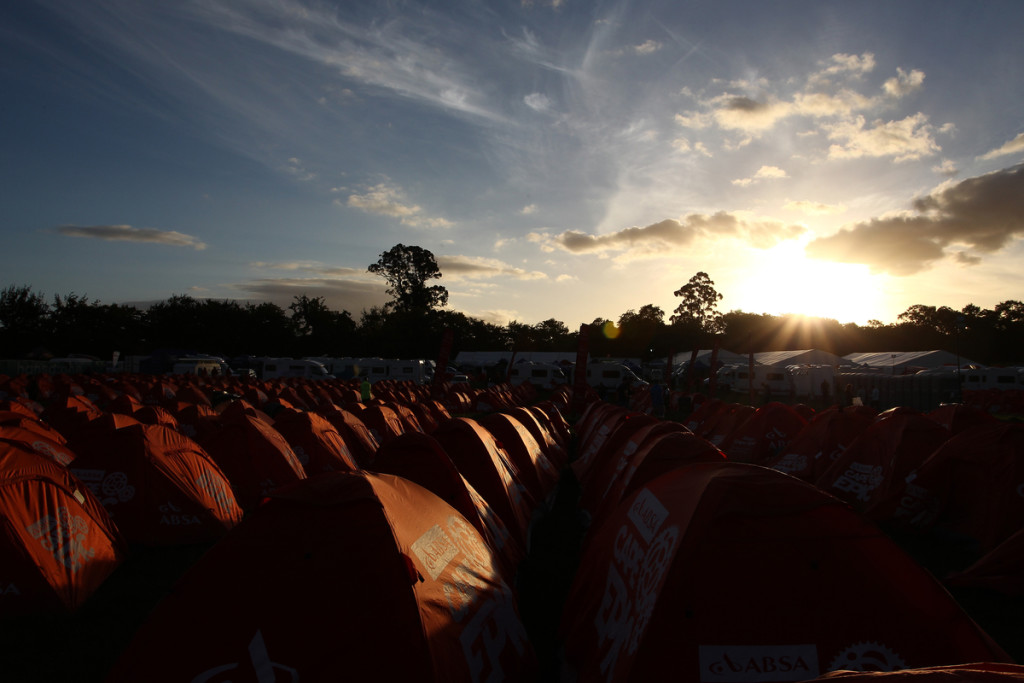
(1, 246), (1022, 367)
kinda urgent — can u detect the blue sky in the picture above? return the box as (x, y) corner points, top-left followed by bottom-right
(3, 0), (1023, 329)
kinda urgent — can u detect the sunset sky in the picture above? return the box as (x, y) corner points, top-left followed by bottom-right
(3, 0), (1023, 331)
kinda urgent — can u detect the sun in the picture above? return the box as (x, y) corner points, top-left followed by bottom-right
(731, 242), (883, 324)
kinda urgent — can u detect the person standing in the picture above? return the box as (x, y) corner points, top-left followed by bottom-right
(360, 377), (372, 403)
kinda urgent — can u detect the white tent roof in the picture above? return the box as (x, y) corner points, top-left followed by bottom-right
(843, 350), (976, 370)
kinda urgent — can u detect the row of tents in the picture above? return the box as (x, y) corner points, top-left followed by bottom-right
(1, 370), (1023, 681)
(560, 398), (1024, 681)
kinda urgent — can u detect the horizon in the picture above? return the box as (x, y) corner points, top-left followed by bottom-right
(2, 1), (1023, 330)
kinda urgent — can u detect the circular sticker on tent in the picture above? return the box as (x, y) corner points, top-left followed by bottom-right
(828, 641), (905, 672)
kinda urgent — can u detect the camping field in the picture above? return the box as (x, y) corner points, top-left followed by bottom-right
(2, 467), (1022, 682)
(2, 375), (1023, 682)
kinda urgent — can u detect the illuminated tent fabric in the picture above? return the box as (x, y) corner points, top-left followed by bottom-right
(0, 428), (77, 467)
(808, 663), (1024, 682)
(560, 461), (1010, 683)
(766, 406), (877, 482)
(816, 410), (952, 519)
(271, 408), (360, 475)
(68, 423), (243, 545)
(719, 401), (809, 465)
(528, 402), (573, 453)
(195, 406), (306, 512)
(106, 471), (537, 683)
(507, 406), (569, 470)
(372, 431), (525, 585)
(432, 417), (536, 547)
(359, 404), (408, 446)
(946, 528), (1024, 597)
(888, 423), (1024, 552)
(318, 406), (380, 468)
(0, 410), (72, 444)
(133, 404), (180, 431)
(479, 413), (560, 504)
(0, 440), (126, 614)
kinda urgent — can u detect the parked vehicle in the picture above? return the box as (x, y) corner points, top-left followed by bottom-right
(171, 357), (224, 376)
(586, 362), (646, 390)
(508, 362), (568, 390)
(260, 358), (333, 380)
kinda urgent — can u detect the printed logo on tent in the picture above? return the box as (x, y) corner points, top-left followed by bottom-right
(831, 462), (885, 502)
(0, 582), (22, 597)
(828, 642), (906, 672)
(193, 630), (298, 683)
(892, 481), (940, 526)
(409, 515), (529, 680)
(699, 645), (818, 682)
(30, 439), (73, 466)
(772, 453), (807, 475)
(25, 506), (97, 573)
(595, 489), (680, 679)
(70, 469), (135, 507)
(412, 524), (459, 581)
(195, 471), (235, 516)
(159, 501), (203, 526)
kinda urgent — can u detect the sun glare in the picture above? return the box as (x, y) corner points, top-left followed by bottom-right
(731, 242), (882, 324)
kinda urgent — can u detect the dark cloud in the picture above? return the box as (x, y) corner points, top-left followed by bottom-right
(542, 213), (804, 257)
(56, 224), (206, 250)
(806, 164), (1024, 274)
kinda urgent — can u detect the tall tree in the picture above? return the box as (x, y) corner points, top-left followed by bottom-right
(670, 272), (724, 334)
(368, 244), (448, 314)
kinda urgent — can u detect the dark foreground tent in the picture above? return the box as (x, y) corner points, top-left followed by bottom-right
(0, 440), (126, 615)
(560, 461), (1010, 682)
(815, 410), (951, 519)
(766, 406), (877, 482)
(888, 422), (1024, 553)
(67, 423), (244, 545)
(106, 471), (537, 682)
(945, 527), (1024, 597)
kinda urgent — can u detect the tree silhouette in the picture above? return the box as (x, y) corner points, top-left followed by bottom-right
(368, 244), (448, 315)
(671, 272), (724, 335)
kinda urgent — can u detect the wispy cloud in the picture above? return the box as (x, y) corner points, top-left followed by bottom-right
(341, 182), (453, 228)
(732, 165), (789, 187)
(977, 132), (1024, 161)
(784, 200), (846, 216)
(437, 254), (548, 281)
(55, 224), (207, 250)
(823, 113), (942, 162)
(806, 164), (1024, 275)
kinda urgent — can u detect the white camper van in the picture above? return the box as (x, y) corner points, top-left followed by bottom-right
(171, 357), (224, 376)
(386, 359), (435, 385)
(723, 365), (791, 396)
(586, 362), (646, 390)
(260, 358), (333, 380)
(508, 362), (567, 390)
